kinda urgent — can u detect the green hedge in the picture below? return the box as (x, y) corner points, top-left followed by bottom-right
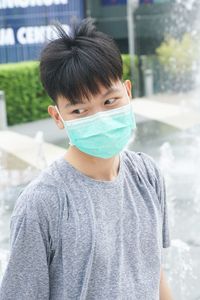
(0, 55), (133, 126)
(0, 61), (51, 126)
(122, 54), (131, 80)
(122, 54), (138, 95)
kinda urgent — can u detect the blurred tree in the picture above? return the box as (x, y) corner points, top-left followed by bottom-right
(156, 33), (200, 91)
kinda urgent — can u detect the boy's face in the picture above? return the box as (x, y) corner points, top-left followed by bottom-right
(48, 79), (132, 129)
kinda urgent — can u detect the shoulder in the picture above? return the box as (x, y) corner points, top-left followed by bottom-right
(122, 149), (165, 201)
(123, 149), (166, 208)
(123, 149), (155, 165)
(9, 157), (68, 251)
(123, 149), (160, 183)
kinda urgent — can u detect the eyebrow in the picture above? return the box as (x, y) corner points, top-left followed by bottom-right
(102, 87), (121, 98)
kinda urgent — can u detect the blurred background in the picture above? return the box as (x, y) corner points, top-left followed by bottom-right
(0, 1), (200, 299)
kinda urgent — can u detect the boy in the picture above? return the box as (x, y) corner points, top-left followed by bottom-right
(0, 18), (173, 299)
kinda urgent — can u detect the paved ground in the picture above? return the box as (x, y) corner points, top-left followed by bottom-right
(132, 98), (200, 130)
(132, 89), (200, 130)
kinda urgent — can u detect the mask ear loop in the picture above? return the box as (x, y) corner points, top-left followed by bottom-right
(54, 105), (74, 146)
(123, 84), (136, 128)
(55, 105), (65, 123)
(123, 83), (132, 106)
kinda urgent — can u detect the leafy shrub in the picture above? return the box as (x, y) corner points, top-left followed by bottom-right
(156, 33), (200, 91)
(0, 61), (51, 125)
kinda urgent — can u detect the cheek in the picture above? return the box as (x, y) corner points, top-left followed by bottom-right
(65, 114), (80, 121)
(119, 98), (129, 106)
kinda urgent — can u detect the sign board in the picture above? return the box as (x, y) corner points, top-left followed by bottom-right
(0, 0), (84, 63)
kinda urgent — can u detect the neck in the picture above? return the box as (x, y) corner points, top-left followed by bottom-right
(64, 146), (120, 181)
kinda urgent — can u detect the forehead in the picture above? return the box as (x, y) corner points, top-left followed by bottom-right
(96, 80), (123, 95)
(57, 80), (123, 108)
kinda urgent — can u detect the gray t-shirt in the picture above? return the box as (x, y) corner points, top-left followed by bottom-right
(0, 150), (170, 300)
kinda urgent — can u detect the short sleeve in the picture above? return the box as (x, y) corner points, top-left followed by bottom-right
(137, 152), (171, 248)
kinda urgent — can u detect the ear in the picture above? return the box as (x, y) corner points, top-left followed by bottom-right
(48, 105), (64, 129)
(124, 79), (132, 99)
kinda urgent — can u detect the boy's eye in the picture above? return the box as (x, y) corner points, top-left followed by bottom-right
(104, 98), (116, 105)
(72, 108), (85, 114)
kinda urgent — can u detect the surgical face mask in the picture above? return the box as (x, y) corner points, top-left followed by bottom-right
(55, 86), (137, 158)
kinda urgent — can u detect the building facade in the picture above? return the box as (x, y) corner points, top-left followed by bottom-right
(0, 0), (85, 63)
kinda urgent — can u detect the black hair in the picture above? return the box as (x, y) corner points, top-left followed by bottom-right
(39, 17), (123, 104)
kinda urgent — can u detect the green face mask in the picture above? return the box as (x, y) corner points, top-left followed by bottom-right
(55, 94), (137, 159)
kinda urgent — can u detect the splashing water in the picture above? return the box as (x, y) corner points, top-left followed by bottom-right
(163, 239), (197, 300)
(157, 140), (199, 300)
